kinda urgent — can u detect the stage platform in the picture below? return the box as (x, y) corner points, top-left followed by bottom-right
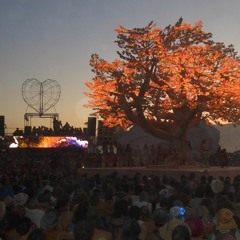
(79, 165), (240, 181)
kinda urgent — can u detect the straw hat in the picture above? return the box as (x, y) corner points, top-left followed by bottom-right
(216, 208), (237, 231)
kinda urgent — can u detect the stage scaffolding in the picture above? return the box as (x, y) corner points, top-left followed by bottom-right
(24, 113), (59, 128)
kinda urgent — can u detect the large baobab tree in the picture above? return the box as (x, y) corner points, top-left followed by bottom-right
(85, 18), (240, 164)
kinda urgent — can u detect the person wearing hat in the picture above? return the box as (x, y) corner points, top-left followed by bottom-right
(132, 190), (152, 213)
(181, 206), (205, 240)
(119, 218), (141, 240)
(109, 198), (129, 240)
(159, 206), (191, 240)
(86, 207), (112, 240)
(12, 192), (29, 218)
(56, 195), (74, 233)
(40, 209), (74, 240)
(145, 208), (169, 240)
(207, 208), (240, 240)
(171, 224), (191, 240)
(13, 193), (29, 207)
(210, 179), (225, 195)
(97, 187), (114, 222)
(25, 197), (45, 228)
(137, 206), (156, 240)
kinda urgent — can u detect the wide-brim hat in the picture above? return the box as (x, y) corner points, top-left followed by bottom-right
(216, 208), (237, 230)
(152, 208), (169, 226)
(210, 179), (224, 194)
(160, 218), (190, 240)
(40, 210), (59, 230)
(41, 185), (54, 193)
(13, 192), (28, 206)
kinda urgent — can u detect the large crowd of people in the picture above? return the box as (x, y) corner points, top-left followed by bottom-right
(13, 121), (83, 137)
(0, 148), (240, 240)
(81, 142), (240, 168)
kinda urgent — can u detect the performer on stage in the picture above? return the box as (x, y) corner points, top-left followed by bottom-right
(200, 139), (210, 167)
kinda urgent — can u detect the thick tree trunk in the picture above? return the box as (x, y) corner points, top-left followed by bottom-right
(160, 112), (203, 166)
(165, 138), (202, 167)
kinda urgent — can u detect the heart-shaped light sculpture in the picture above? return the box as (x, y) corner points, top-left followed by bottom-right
(22, 78), (61, 115)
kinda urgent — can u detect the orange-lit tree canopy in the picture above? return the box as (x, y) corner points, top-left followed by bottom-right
(85, 18), (240, 142)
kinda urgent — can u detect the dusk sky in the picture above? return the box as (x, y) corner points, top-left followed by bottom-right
(1, 0), (240, 136)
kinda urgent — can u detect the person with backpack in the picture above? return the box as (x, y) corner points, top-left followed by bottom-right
(207, 208), (240, 240)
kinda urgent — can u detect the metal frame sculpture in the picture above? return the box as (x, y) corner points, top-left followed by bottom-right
(22, 78), (61, 128)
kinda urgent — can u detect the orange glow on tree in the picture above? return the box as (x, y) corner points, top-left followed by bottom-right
(85, 18), (240, 142)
